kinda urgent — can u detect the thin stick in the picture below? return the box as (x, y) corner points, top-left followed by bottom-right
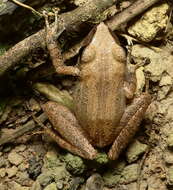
(0, 113), (47, 146)
(10, 0), (42, 17)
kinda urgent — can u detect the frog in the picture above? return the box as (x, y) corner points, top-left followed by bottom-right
(41, 12), (151, 160)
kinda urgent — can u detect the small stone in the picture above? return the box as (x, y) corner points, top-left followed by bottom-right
(3, 145), (12, 152)
(167, 134), (173, 147)
(95, 152), (109, 165)
(127, 182), (138, 190)
(6, 166), (18, 177)
(167, 166), (173, 185)
(126, 140), (148, 163)
(159, 75), (172, 86)
(37, 172), (54, 187)
(164, 151), (173, 164)
(56, 181), (63, 189)
(0, 168), (6, 178)
(120, 164), (138, 184)
(8, 181), (29, 190)
(15, 171), (31, 186)
(44, 150), (61, 169)
(103, 161), (126, 187)
(63, 153), (86, 175)
(136, 67), (145, 94)
(8, 152), (24, 165)
(30, 181), (42, 190)
(29, 98), (41, 112)
(0, 156), (6, 168)
(85, 174), (104, 190)
(62, 79), (73, 87)
(0, 183), (6, 190)
(28, 157), (42, 179)
(44, 182), (57, 190)
(18, 162), (28, 171)
(15, 145), (26, 152)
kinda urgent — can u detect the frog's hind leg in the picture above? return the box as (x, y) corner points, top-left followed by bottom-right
(42, 101), (97, 160)
(108, 93), (151, 160)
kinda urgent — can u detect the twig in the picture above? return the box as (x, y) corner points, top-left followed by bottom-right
(0, 0), (116, 76)
(0, 0), (161, 77)
(106, 0), (161, 30)
(10, 0), (42, 17)
(0, 113), (47, 146)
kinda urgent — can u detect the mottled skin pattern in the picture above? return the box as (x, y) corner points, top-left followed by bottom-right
(42, 13), (151, 160)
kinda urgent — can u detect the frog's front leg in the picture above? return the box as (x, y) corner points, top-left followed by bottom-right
(43, 11), (80, 76)
(108, 93), (151, 160)
(42, 101), (97, 159)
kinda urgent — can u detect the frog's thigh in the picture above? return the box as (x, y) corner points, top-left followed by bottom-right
(42, 101), (97, 159)
(108, 93), (151, 160)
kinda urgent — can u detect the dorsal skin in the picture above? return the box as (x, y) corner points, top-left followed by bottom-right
(73, 23), (127, 147)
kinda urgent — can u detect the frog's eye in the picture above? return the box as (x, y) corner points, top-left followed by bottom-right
(112, 45), (126, 63)
(81, 45), (96, 63)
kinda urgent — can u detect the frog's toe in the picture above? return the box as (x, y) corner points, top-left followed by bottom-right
(43, 10), (50, 28)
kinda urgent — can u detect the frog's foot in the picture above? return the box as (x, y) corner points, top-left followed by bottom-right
(43, 10), (64, 43)
(108, 93), (151, 160)
(42, 101), (97, 160)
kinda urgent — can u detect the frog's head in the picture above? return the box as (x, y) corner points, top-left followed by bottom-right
(81, 22), (126, 65)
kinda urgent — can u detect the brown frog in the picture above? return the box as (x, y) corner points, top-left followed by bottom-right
(42, 12), (151, 160)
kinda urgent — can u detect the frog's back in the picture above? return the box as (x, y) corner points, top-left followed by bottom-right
(73, 22), (127, 147)
(73, 57), (126, 147)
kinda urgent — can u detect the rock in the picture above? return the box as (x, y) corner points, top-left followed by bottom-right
(120, 164), (138, 184)
(52, 165), (71, 185)
(8, 152), (24, 166)
(63, 153), (86, 175)
(37, 172), (54, 187)
(103, 161), (126, 187)
(0, 156), (6, 168)
(15, 145), (26, 152)
(37, 164), (71, 189)
(18, 162), (28, 172)
(70, 177), (84, 190)
(44, 182), (57, 190)
(15, 171), (31, 186)
(0, 183), (6, 190)
(167, 133), (173, 147)
(95, 152), (109, 165)
(136, 67), (145, 94)
(131, 44), (173, 83)
(126, 182), (138, 190)
(44, 149), (61, 170)
(164, 151), (173, 164)
(85, 173), (104, 190)
(6, 166), (18, 177)
(8, 181), (29, 190)
(126, 140), (148, 163)
(3, 145), (12, 152)
(0, 168), (6, 178)
(103, 173), (121, 188)
(30, 181), (42, 190)
(28, 157), (42, 180)
(128, 3), (169, 42)
(159, 75), (172, 86)
(167, 166), (173, 185)
(73, 0), (89, 6)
